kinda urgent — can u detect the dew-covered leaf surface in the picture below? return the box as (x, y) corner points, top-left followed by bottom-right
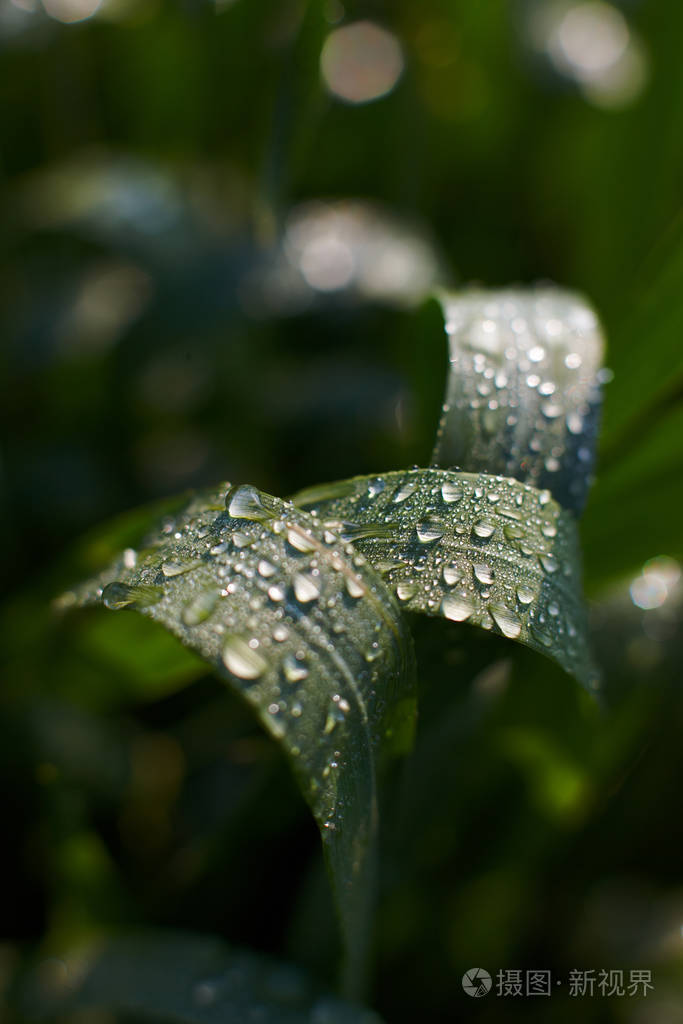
(292, 468), (598, 692)
(63, 483), (416, 998)
(431, 288), (605, 514)
(20, 931), (384, 1023)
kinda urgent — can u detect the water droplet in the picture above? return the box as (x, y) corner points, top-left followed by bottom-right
(441, 480), (463, 504)
(181, 589), (218, 626)
(541, 522), (558, 538)
(490, 604), (522, 639)
(504, 523), (525, 541)
(273, 625), (289, 642)
(540, 553), (559, 574)
(102, 581), (134, 610)
(345, 575), (365, 598)
(416, 518), (445, 543)
(441, 593), (475, 622)
(324, 711), (338, 735)
(368, 478), (386, 497)
(258, 559), (276, 577)
(473, 519), (496, 539)
(530, 623), (553, 647)
(291, 701), (303, 717)
(528, 345), (545, 362)
(566, 411), (583, 435)
(287, 527), (317, 554)
(268, 585), (286, 603)
(547, 601), (560, 616)
(396, 581), (417, 602)
(473, 563), (495, 585)
(541, 400), (563, 419)
(226, 484), (276, 522)
(392, 479), (418, 503)
(222, 636), (267, 679)
(293, 573), (320, 603)
(516, 585), (535, 605)
(102, 581), (163, 610)
(161, 559), (201, 578)
(565, 352), (582, 369)
(123, 548), (137, 569)
(283, 653), (309, 682)
(232, 531), (252, 548)
(487, 491), (500, 503)
(443, 564), (462, 586)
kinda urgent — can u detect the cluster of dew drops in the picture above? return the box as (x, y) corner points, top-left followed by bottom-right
(97, 482), (408, 834)
(302, 468), (590, 682)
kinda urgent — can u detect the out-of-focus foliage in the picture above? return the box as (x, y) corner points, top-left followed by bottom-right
(1, 1), (682, 1022)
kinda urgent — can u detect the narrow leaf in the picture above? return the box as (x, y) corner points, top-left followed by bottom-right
(20, 931), (384, 1023)
(431, 287), (606, 514)
(292, 468), (599, 692)
(63, 482), (416, 999)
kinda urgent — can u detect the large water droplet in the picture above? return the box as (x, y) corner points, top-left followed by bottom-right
(102, 581), (163, 610)
(345, 575), (365, 598)
(441, 593), (475, 622)
(441, 481), (463, 504)
(473, 519), (496, 539)
(503, 523), (525, 541)
(293, 573), (320, 603)
(226, 484), (276, 522)
(101, 581), (134, 610)
(473, 563), (495, 585)
(490, 604), (522, 639)
(222, 636), (267, 679)
(540, 553), (559, 574)
(287, 527), (317, 554)
(396, 581), (417, 602)
(181, 589), (218, 626)
(283, 653), (309, 682)
(516, 585), (535, 605)
(392, 479), (418, 503)
(443, 564), (462, 586)
(416, 518), (445, 543)
(162, 559), (202, 578)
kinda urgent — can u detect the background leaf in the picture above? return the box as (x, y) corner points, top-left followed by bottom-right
(292, 468), (598, 690)
(65, 482), (416, 999)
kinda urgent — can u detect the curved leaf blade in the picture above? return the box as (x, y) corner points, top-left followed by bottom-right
(431, 287), (606, 514)
(20, 931), (384, 1023)
(63, 483), (416, 998)
(292, 468), (599, 692)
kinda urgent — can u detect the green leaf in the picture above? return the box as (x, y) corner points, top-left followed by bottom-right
(292, 468), (598, 692)
(64, 482), (416, 999)
(600, 215), (683, 452)
(431, 287), (606, 514)
(20, 931), (384, 1023)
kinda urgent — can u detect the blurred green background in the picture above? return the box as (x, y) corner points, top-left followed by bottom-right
(1, 0), (682, 1021)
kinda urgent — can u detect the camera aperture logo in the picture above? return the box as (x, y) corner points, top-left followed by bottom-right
(462, 968), (492, 997)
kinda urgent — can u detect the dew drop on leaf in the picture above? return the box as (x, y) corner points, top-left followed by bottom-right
(181, 589), (218, 626)
(441, 593), (475, 622)
(490, 604), (523, 639)
(222, 636), (267, 679)
(293, 573), (321, 603)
